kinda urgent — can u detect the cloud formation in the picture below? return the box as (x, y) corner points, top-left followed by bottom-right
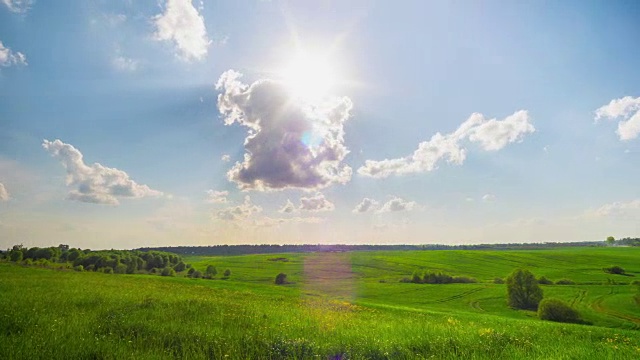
(482, 193), (496, 202)
(2, 0), (32, 13)
(0, 183), (9, 201)
(253, 216), (323, 228)
(352, 198), (379, 213)
(153, 0), (210, 62)
(299, 192), (335, 212)
(216, 70), (353, 191)
(594, 199), (640, 218)
(205, 190), (228, 204)
(595, 96), (640, 141)
(221, 154), (231, 162)
(42, 139), (163, 205)
(112, 56), (138, 72)
(358, 110), (534, 178)
(215, 195), (262, 221)
(377, 197), (417, 213)
(278, 199), (296, 213)
(0, 41), (27, 67)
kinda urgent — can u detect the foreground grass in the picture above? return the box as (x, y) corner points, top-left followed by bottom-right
(1, 262), (639, 359)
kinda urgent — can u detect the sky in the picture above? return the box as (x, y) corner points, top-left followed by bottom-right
(1, 0), (639, 249)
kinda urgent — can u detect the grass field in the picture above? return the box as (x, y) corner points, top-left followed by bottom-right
(1, 247), (639, 359)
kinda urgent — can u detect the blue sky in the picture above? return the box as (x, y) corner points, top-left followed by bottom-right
(0, 0), (639, 249)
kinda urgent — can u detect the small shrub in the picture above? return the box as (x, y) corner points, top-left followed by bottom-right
(412, 271), (422, 284)
(223, 269), (231, 278)
(399, 277), (412, 283)
(631, 280), (640, 286)
(114, 263), (127, 274)
(187, 267), (195, 275)
(150, 268), (159, 274)
(555, 279), (575, 285)
(603, 266), (625, 275)
(190, 270), (202, 279)
(537, 276), (553, 285)
(452, 276), (477, 283)
(494, 277), (505, 284)
(174, 261), (186, 272)
(538, 298), (582, 323)
(161, 267), (176, 277)
(86, 264), (95, 272)
(103, 268), (114, 274)
(275, 273), (287, 285)
(74, 265), (84, 272)
(206, 265), (217, 278)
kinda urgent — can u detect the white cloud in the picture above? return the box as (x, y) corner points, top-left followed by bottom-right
(216, 70), (353, 191)
(112, 55), (138, 72)
(482, 193), (496, 202)
(278, 199), (296, 213)
(377, 197), (417, 213)
(205, 189), (228, 204)
(299, 192), (335, 212)
(0, 41), (27, 67)
(352, 197), (379, 213)
(215, 195), (261, 221)
(221, 154), (231, 162)
(595, 96), (640, 141)
(153, 0), (210, 62)
(2, 0), (32, 13)
(42, 139), (163, 205)
(594, 199), (640, 218)
(0, 183), (9, 201)
(358, 110), (534, 178)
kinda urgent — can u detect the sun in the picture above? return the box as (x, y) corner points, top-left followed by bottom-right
(279, 50), (338, 101)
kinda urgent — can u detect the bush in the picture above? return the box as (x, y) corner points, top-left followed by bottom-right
(114, 263), (128, 274)
(223, 269), (231, 278)
(161, 267), (176, 277)
(190, 270), (202, 279)
(603, 266), (625, 275)
(631, 280), (640, 286)
(275, 273), (287, 285)
(206, 265), (217, 278)
(537, 276), (553, 285)
(493, 278), (505, 284)
(538, 298), (582, 323)
(187, 267), (195, 275)
(411, 271), (422, 284)
(74, 265), (84, 272)
(555, 279), (576, 285)
(506, 269), (543, 310)
(174, 261), (186, 272)
(399, 277), (412, 283)
(103, 268), (114, 274)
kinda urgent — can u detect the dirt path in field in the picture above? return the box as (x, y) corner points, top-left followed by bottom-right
(303, 252), (355, 301)
(591, 295), (640, 327)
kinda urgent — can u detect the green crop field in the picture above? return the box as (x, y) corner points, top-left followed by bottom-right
(1, 247), (639, 359)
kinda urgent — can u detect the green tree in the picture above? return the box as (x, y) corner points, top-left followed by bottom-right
(606, 236), (615, 246)
(161, 267), (176, 277)
(9, 250), (23, 262)
(206, 265), (217, 277)
(174, 261), (186, 272)
(506, 269), (543, 310)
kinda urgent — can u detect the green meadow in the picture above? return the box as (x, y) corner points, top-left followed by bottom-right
(1, 247), (639, 359)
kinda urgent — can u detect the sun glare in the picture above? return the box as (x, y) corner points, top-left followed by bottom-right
(280, 50), (338, 101)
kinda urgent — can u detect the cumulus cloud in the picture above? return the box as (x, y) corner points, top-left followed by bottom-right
(153, 0), (210, 62)
(215, 195), (261, 221)
(2, 0), (32, 13)
(278, 199), (296, 213)
(358, 110), (534, 178)
(595, 96), (640, 141)
(216, 70), (353, 190)
(42, 139), (163, 205)
(352, 197), (379, 213)
(0, 183), (9, 201)
(205, 189), (228, 204)
(377, 197), (417, 213)
(299, 192), (335, 212)
(482, 194), (496, 202)
(221, 154), (231, 162)
(594, 199), (640, 218)
(0, 41), (27, 67)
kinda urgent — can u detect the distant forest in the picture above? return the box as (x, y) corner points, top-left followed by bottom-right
(139, 238), (640, 256)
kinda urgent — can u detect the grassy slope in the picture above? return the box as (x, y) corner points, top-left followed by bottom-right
(0, 247), (639, 359)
